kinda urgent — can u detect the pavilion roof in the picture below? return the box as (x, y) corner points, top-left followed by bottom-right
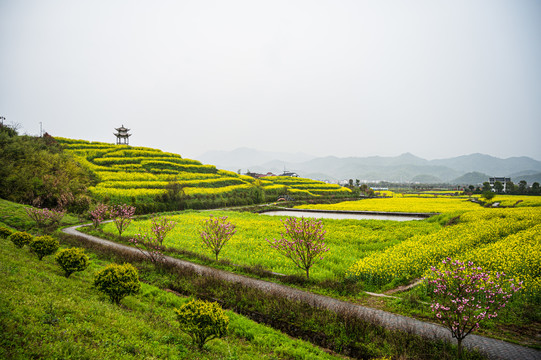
(114, 124), (130, 132)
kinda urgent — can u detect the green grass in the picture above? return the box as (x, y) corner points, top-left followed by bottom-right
(0, 198), (79, 233)
(0, 237), (348, 360)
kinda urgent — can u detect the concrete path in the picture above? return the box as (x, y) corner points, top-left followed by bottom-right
(62, 225), (540, 360)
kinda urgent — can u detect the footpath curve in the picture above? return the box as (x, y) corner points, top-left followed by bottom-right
(62, 225), (540, 360)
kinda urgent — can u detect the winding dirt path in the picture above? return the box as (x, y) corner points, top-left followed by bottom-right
(62, 224), (540, 360)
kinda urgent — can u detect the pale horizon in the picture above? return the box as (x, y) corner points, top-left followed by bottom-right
(1, 1), (540, 161)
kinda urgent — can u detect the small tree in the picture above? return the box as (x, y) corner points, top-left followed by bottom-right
(175, 299), (229, 350)
(9, 231), (33, 248)
(129, 216), (176, 264)
(130, 231), (166, 263)
(110, 204), (136, 238)
(55, 248), (90, 277)
(481, 190), (495, 202)
(89, 203), (109, 229)
(493, 181), (504, 193)
(200, 215), (236, 261)
(266, 217), (329, 279)
(424, 258), (521, 359)
(150, 215), (176, 246)
(25, 207), (65, 233)
(93, 263), (141, 304)
(29, 235), (60, 260)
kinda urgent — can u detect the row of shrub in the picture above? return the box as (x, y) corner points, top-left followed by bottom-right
(1, 227), (88, 275)
(1, 223), (233, 352)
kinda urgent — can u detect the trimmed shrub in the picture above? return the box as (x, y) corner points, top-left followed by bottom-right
(0, 226), (15, 239)
(175, 299), (229, 350)
(55, 248), (90, 277)
(9, 231), (33, 248)
(29, 235), (60, 260)
(93, 263), (141, 304)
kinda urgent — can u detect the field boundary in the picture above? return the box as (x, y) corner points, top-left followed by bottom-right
(264, 207), (437, 218)
(62, 224), (540, 360)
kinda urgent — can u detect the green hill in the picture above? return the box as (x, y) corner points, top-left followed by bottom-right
(55, 137), (351, 212)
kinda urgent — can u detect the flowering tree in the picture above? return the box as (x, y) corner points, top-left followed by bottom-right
(130, 231), (166, 263)
(25, 207), (65, 233)
(266, 217), (329, 279)
(150, 215), (177, 246)
(425, 258), (522, 358)
(200, 215), (236, 261)
(89, 203), (109, 229)
(110, 204), (136, 238)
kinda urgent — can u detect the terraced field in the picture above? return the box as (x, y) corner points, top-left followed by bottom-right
(55, 138), (351, 211)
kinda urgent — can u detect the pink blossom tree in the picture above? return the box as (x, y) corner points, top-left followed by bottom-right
(129, 232), (166, 263)
(150, 215), (177, 246)
(129, 216), (176, 264)
(425, 258), (522, 358)
(110, 204), (136, 239)
(25, 207), (65, 233)
(266, 217), (329, 279)
(89, 203), (109, 229)
(200, 215), (236, 261)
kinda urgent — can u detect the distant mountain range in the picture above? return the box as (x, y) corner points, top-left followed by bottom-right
(199, 149), (541, 184)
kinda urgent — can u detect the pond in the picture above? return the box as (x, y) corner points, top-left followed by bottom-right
(261, 210), (430, 221)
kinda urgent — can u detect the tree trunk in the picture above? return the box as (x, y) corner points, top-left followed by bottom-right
(457, 338), (463, 359)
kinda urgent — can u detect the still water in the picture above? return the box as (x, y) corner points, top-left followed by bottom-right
(261, 210), (426, 221)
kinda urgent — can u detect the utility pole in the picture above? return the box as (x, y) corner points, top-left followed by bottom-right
(40, 122), (43, 137)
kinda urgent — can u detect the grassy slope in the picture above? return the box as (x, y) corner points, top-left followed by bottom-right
(0, 198), (79, 231)
(0, 231), (346, 360)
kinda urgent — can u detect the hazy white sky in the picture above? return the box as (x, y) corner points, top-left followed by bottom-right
(1, 0), (540, 160)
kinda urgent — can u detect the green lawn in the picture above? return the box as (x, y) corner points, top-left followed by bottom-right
(0, 198), (79, 232)
(0, 233), (346, 360)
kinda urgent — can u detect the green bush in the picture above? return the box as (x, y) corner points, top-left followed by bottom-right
(175, 299), (229, 350)
(29, 235), (60, 260)
(55, 248), (90, 277)
(9, 231), (33, 248)
(93, 263), (141, 304)
(0, 226), (15, 239)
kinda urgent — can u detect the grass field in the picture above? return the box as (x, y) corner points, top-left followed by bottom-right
(0, 199), (79, 232)
(0, 226), (348, 360)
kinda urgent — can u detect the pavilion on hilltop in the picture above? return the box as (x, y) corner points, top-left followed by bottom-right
(114, 125), (131, 145)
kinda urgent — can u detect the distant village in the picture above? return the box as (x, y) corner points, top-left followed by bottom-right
(245, 170), (299, 178)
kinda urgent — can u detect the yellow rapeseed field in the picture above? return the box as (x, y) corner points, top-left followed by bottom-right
(297, 197), (481, 213)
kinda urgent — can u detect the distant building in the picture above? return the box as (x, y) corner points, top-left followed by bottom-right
(280, 171), (299, 177)
(114, 125), (131, 145)
(489, 177), (511, 192)
(245, 171), (276, 178)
